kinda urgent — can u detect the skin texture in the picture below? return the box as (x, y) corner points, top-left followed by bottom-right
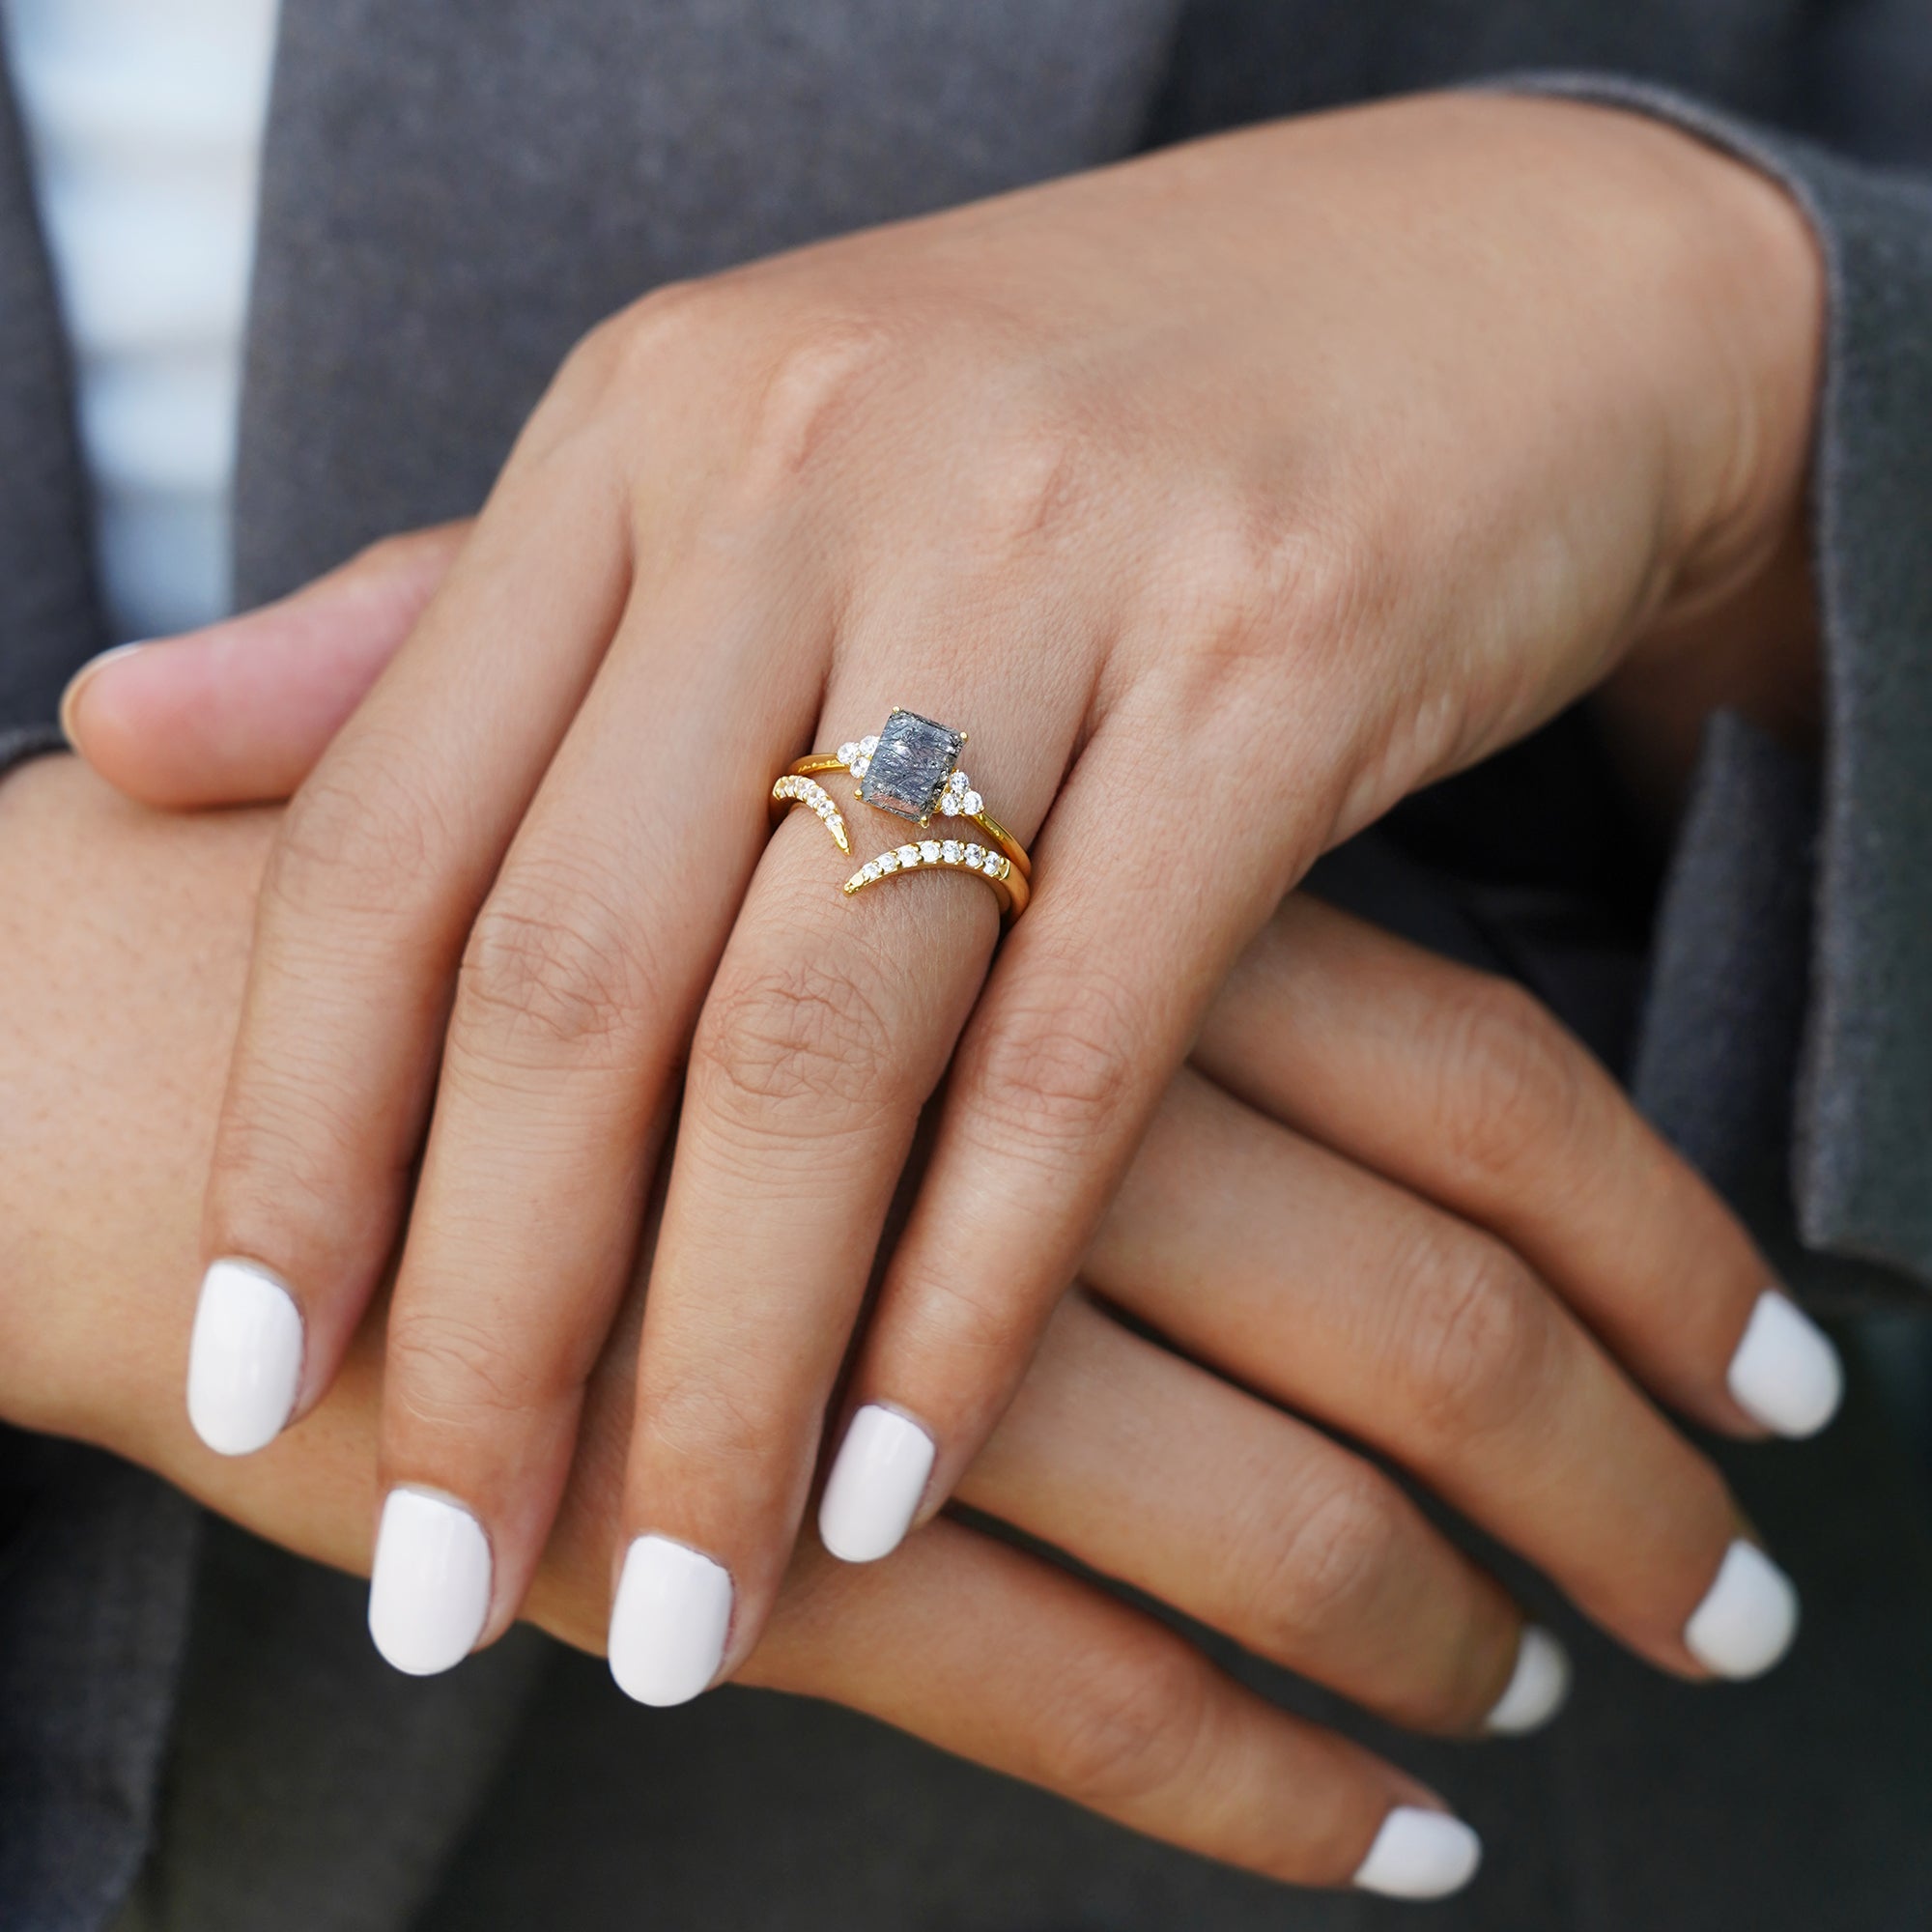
(0, 754), (1815, 1886)
(67, 94), (1825, 1690)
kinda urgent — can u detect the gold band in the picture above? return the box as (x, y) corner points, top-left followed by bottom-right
(769, 772), (850, 854)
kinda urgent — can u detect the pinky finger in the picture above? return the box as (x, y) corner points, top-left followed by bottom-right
(737, 1520), (1484, 1902)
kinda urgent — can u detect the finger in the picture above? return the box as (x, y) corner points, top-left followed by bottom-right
(823, 693), (1284, 1559)
(608, 670), (1076, 1702)
(962, 1293), (1569, 1739)
(1193, 895), (1843, 1440)
(62, 524), (469, 808)
(1086, 1066), (1798, 1683)
(187, 459), (635, 1463)
(740, 1520), (1484, 1900)
(363, 552), (834, 1673)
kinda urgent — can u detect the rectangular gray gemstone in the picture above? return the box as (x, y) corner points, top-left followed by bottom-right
(860, 708), (964, 822)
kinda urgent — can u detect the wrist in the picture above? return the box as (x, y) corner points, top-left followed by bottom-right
(1539, 102), (1826, 812)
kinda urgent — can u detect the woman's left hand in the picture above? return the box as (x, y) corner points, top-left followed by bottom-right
(67, 93), (1823, 1698)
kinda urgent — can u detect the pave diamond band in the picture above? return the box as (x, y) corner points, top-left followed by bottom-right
(768, 773), (850, 853)
(781, 706), (1032, 920)
(841, 837), (1025, 918)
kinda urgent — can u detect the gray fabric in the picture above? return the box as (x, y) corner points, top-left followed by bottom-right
(110, 1520), (549, 1932)
(1634, 714), (1819, 1213)
(0, 723), (66, 781)
(1, 2), (1931, 1928)
(0, 1433), (199, 1932)
(0, 57), (103, 728)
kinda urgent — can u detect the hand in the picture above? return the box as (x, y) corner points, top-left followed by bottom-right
(79, 514), (1845, 1691)
(63, 92), (1825, 1704)
(2, 756), (1840, 1900)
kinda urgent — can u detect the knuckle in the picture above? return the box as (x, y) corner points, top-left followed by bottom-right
(386, 1305), (572, 1433)
(1428, 974), (1591, 1185)
(963, 397), (1099, 553)
(742, 308), (902, 483)
(1238, 1466), (1403, 1661)
(965, 976), (1140, 1159)
(267, 733), (450, 924)
(1167, 491), (1374, 685)
(689, 949), (898, 1122)
(456, 865), (652, 1065)
(559, 281), (712, 402)
(889, 1263), (1033, 1383)
(214, 1064), (375, 1209)
(1037, 1637), (1212, 1812)
(1397, 1222), (1557, 1448)
(638, 1366), (802, 1522)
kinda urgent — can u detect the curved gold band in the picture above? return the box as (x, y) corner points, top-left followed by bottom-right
(769, 772), (850, 854)
(841, 834), (1029, 918)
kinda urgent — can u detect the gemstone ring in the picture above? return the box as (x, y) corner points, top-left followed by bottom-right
(770, 706), (1032, 919)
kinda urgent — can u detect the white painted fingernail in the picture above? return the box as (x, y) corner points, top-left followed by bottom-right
(1484, 1624), (1572, 1736)
(608, 1536), (732, 1706)
(1352, 1807), (1483, 1899)
(186, 1258), (303, 1456)
(367, 1489), (493, 1676)
(1685, 1539), (1799, 1679)
(1726, 1289), (1842, 1438)
(59, 639), (150, 745)
(818, 1405), (936, 1563)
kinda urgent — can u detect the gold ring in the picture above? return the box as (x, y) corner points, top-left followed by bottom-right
(770, 706), (1033, 919)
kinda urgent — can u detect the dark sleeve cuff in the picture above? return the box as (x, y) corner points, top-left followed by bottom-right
(1507, 76), (1932, 1293)
(0, 722), (69, 785)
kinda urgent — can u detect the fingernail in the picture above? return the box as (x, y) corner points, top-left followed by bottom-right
(59, 640), (150, 746)
(608, 1535), (732, 1707)
(1484, 1624), (1572, 1736)
(1685, 1539), (1799, 1679)
(186, 1258), (303, 1456)
(368, 1489), (493, 1676)
(1352, 1807), (1483, 1899)
(818, 1404), (936, 1564)
(1726, 1289), (1842, 1438)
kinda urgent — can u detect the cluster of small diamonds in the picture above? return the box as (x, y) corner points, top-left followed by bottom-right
(770, 774), (849, 853)
(935, 768), (985, 818)
(843, 839), (1011, 895)
(835, 736), (983, 819)
(836, 734), (881, 779)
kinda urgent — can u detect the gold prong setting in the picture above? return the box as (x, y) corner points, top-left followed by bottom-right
(771, 773), (850, 853)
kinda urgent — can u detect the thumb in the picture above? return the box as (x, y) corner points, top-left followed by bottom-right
(62, 521), (471, 808)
